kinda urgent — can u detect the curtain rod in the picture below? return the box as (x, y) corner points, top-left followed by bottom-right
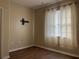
(60, 1), (78, 6)
(46, 1), (78, 10)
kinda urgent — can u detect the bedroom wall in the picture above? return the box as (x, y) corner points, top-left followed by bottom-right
(9, 1), (34, 51)
(34, 8), (45, 46)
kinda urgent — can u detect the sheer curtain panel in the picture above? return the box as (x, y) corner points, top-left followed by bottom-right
(45, 3), (77, 49)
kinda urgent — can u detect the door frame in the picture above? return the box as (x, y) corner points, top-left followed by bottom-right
(0, 7), (4, 59)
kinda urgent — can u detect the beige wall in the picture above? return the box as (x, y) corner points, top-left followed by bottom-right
(9, 1), (34, 51)
(35, 8), (45, 46)
(0, 0), (9, 58)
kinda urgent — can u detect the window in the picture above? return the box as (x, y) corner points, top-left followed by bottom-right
(45, 6), (72, 39)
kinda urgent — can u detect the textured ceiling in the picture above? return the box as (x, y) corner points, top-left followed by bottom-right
(12, 0), (62, 8)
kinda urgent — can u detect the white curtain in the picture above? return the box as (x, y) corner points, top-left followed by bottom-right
(45, 3), (77, 49)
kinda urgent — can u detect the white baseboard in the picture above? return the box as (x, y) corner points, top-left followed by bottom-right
(35, 45), (79, 58)
(9, 45), (34, 52)
(2, 55), (10, 59)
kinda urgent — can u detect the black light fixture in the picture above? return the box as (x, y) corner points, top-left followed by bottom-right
(20, 18), (29, 25)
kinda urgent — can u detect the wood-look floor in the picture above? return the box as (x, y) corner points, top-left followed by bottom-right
(9, 46), (79, 59)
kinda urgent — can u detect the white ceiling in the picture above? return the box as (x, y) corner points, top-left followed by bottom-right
(12, 0), (62, 8)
